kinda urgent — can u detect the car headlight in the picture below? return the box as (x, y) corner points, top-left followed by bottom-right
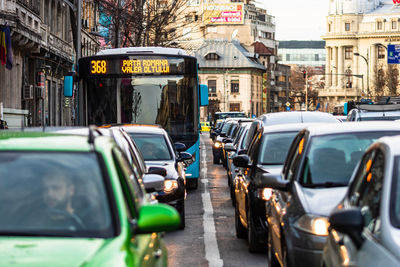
(214, 142), (222, 148)
(257, 188), (272, 201)
(164, 180), (178, 193)
(294, 214), (329, 236)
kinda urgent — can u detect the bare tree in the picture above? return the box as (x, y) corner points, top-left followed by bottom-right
(373, 63), (386, 97)
(386, 64), (399, 96)
(95, 0), (202, 48)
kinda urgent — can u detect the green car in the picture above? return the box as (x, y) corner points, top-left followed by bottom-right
(0, 132), (180, 267)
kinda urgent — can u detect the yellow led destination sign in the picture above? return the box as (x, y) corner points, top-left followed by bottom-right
(121, 59), (170, 74)
(90, 60), (107, 74)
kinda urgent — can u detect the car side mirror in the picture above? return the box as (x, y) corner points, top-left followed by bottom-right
(232, 154), (251, 168)
(175, 142), (186, 152)
(142, 174), (165, 193)
(224, 143), (236, 152)
(237, 149), (247, 155)
(329, 208), (364, 249)
(147, 166), (167, 177)
(223, 138), (233, 144)
(178, 151), (193, 166)
(259, 173), (289, 191)
(134, 203), (180, 234)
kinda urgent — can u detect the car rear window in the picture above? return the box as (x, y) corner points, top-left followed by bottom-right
(258, 132), (298, 165)
(0, 152), (114, 238)
(129, 134), (173, 161)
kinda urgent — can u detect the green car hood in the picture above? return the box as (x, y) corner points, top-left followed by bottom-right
(0, 237), (116, 267)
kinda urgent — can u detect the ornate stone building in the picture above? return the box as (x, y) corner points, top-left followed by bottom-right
(0, 0), (99, 127)
(321, 0), (400, 111)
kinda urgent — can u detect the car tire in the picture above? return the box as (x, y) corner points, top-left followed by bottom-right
(178, 200), (185, 230)
(230, 184), (236, 206)
(187, 179), (198, 190)
(247, 208), (264, 253)
(213, 157), (219, 164)
(235, 207), (247, 239)
(268, 227), (280, 267)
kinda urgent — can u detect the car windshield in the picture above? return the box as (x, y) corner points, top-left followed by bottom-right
(221, 122), (232, 134)
(391, 156), (400, 228)
(359, 116), (400, 121)
(301, 131), (400, 187)
(0, 152), (114, 238)
(129, 134), (172, 161)
(258, 132), (298, 165)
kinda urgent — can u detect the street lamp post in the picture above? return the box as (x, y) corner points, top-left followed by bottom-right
(354, 52), (369, 97)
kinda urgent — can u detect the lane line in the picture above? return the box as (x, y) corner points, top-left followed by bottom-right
(201, 138), (223, 267)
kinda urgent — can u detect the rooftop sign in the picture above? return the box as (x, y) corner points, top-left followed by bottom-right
(203, 3), (244, 25)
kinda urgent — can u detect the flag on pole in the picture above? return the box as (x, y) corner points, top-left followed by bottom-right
(4, 26), (13, 70)
(0, 27), (6, 66)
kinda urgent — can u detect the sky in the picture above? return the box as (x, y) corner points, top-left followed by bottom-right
(260, 1), (329, 41)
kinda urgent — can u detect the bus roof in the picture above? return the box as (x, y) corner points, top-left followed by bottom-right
(96, 47), (188, 56)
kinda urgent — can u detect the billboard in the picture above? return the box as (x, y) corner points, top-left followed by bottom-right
(203, 3), (244, 25)
(388, 44), (400, 64)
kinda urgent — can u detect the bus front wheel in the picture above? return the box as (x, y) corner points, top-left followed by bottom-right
(187, 178), (198, 190)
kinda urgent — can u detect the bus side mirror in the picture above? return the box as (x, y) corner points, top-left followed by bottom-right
(199, 84), (209, 106)
(64, 72), (75, 97)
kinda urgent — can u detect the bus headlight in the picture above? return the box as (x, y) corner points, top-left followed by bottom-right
(214, 142), (222, 148)
(164, 180), (178, 193)
(258, 188), (272, 201)
(294, 214), (329, 236)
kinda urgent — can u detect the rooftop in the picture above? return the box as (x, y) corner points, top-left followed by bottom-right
(278, 41), (326, 49)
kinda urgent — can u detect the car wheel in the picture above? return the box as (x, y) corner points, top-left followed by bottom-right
(178, 200), (185, 230)
(213, 157), (219, 164)
(235, 207), (247, 239)
(187, 179), (198, 190)
(247, 208), (264, 253)
(227, 171), (231, 186)
(268, 227), (279, 267)
(230, 184), (236, 206)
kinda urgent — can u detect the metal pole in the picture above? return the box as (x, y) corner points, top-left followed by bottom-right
(75, 0), (82, 125)
(305, 72), (308, 111)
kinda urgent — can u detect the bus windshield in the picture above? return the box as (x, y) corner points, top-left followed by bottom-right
(83, 75), (198, 147)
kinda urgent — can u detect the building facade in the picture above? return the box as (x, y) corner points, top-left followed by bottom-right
(0, 0), (99, 128)
(194, 39), (266, 121)
(321, 0), (400, 111)
(278, 41), (326, 67)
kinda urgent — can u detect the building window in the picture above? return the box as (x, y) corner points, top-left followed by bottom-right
(378, 46), (386, 59)
(187, 0), (200, 6)
(208, 80), (216, 94)
(278, 76), (285, 82)
(231, 80), (239, 93)
(286, 54), (290, 61)
(315, 54), (319, 61)
(345, 47), (353, 60)
(328, 23), (331, 32)
(377, 21), (383, 30)
(392, 20), (397, 30)
(207, 26), (217, 33)
(185, 15), (193, 23)
(345, 23), (350, 31)
(229, 103), (241, 111)
(205, 53), (219, 60)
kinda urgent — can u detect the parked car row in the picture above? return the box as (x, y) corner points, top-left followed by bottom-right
(0, 124), (194, 266)
(210, 108), (400, 267)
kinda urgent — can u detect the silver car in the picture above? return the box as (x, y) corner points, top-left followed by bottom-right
(323, 135), (400, 267)
(264, 122), (400, 267)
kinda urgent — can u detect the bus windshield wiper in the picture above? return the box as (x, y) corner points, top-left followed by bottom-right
(303, 182), (348, 188)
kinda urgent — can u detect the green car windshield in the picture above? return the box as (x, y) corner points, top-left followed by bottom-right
(0, 152), (114, 238)
(301, 131), (400, 187)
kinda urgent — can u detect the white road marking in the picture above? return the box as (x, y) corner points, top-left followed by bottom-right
(201, 138), (223, 267)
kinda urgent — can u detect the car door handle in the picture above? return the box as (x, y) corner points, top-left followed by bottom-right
(153, 249), (163, 259)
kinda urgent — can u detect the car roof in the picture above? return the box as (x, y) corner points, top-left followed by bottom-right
(259, 111), (338, 123)
(353, 109), (400, 116)
(262, 123), (323, 133)
(305, 121), (400, 136)
(119, 125), (166, 135)
(0, 132), (100, 151)
(375, 135), (400, 155)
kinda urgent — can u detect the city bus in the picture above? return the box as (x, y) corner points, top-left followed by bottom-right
(71, 47), (208, 189)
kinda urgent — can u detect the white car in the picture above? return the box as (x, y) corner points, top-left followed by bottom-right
(347, 103), (400, 121)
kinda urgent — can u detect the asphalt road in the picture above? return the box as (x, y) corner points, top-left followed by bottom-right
(165, 135), (268, 267)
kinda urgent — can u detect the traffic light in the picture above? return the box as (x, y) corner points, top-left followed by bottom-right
(303, 70), (307, 79)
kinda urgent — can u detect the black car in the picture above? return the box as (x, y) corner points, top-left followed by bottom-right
(121, 125), (193, 229)
(233, 123), (314, 252)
